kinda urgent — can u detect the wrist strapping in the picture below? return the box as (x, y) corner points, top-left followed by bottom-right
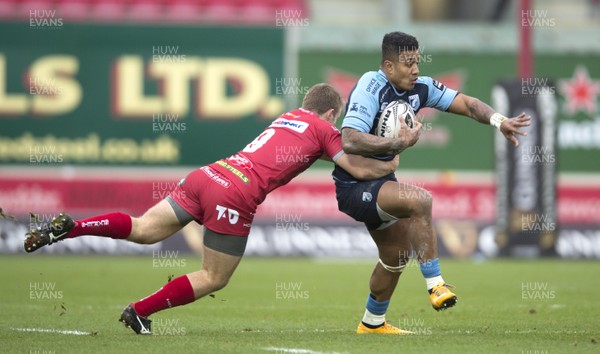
(490, 112), (507, 130)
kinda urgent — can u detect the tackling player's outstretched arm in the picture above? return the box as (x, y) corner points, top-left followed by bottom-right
(447, 93), (532, 147)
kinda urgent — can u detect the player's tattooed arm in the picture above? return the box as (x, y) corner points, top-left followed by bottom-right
(342, 128), (395, 155)
(447, 93), (532, 147)
(447, 93), (495, 124)
(341, 126), (420, 156)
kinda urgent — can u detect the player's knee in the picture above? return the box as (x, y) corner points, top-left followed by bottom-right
(208, 275), (230, 291)
(378, 249), (399, 265)
(413, 189), (432, 215)
(136, 237), (159, 245)
(129, 217), (159, 244)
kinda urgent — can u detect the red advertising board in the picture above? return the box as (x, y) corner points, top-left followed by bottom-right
(1, 170), (598, 225)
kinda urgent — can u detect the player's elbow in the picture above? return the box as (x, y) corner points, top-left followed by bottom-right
(342, 140), (355, 154)
(341, 128), (362, 154)
(342, 137), (363, 155)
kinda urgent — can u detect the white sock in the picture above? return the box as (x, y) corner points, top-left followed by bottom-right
(362, 309), (385, 327)
(426, 275), (444, 291)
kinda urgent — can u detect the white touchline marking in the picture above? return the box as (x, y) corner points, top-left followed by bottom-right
(11, 327), (92, 336)
(262, 347), (346, 354)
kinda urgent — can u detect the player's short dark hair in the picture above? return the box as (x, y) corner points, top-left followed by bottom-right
(302, 83), (343, 117)
(381, 31), (419, 64)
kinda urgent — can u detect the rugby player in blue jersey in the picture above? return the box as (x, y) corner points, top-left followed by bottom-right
(334, 32), (531, 334)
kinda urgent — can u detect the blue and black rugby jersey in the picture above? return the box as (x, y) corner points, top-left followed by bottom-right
(333, 69), (459, 182)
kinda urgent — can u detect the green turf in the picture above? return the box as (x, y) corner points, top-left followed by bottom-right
(0, 255), (598, 353)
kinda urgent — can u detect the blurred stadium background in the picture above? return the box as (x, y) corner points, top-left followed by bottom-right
(0, 0), (599, 259)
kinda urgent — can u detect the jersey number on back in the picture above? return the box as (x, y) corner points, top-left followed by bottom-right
(242, 128), (276, 153)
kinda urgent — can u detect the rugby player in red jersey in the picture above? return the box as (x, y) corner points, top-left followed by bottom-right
(24, 83), (421, 335)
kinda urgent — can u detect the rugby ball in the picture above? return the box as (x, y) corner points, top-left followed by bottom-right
(376, 100), (415, 138)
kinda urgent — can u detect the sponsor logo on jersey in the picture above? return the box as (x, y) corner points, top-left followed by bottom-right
(408, 94), (420, 111)
(372, 83), (381, 94)
(200, 166), (231, 188)
(349, 102), (359, 112)
(226, 153), (253, 170)
(359, 105), (369, 116)
(366, 79), (376, 91)
(269, 118), (309, 133)
(366, 78), (381, 95)
(215, 160), (250, 183)
(432, 79), (445, 91)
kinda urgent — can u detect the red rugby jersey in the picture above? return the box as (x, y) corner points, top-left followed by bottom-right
(210, 108), (343, 205)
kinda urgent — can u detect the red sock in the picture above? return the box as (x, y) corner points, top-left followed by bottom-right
(133, 275), (196, 318)
(67, 212), (132, 239)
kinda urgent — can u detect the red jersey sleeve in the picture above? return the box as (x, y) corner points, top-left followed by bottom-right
(318, 120), (344, 161)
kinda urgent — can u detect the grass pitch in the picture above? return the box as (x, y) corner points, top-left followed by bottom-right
(0, 255), (598, 353)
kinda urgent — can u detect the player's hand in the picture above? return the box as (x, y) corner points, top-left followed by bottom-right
(390, 118), (422, 155)
(500, 112), (531, 148)
(404, 119), (423, 146)
(389, 119), (422, 154)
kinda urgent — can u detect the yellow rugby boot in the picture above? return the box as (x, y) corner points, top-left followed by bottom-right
(430, 282), (458, 311)
(356, 322), (414, 334)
